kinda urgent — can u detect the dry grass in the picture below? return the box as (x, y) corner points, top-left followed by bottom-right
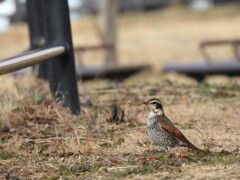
(0, 4), (240, 179)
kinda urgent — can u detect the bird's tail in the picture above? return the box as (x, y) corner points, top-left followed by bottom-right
(187, 142), (206, 154)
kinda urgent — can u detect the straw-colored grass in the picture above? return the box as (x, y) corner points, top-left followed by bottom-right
(0, 4), (240, 179)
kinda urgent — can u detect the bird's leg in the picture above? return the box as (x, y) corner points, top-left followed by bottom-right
(167, 147), (172, 151)
(165, 147), (174, 156)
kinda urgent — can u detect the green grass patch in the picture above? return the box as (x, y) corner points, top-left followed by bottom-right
(0, 152), (22, 160)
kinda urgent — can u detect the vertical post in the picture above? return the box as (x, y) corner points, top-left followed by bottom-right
(44, 0), (80, 114)
(99, 0), (117, 64)
(26, 0), (48, 79)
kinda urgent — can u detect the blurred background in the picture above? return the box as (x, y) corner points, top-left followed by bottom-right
(0, 0), (240, 74)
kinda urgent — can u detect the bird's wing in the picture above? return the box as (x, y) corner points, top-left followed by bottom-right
(157, 115), (203, 152)
(157, 116), (188, 141)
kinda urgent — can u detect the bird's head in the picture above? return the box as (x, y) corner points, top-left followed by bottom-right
(144, 98), (164, 116)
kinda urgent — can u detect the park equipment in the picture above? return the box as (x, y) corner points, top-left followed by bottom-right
(74, 43), (149, 81)
(0, 0), (80, 114)
(0, 0), (149, 115)
(74, 0), (149, 81)
(164, 39), (240, 81)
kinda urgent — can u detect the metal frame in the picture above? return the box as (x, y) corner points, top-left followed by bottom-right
(27, 0), (48, 79)
(0, 0), (80, 114)
(164, 39), (240, 81)
(200, 39), (240, 62)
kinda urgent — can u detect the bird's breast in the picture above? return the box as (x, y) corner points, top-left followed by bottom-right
(148, 111), (155, 119)
(146, 116), (157, 127)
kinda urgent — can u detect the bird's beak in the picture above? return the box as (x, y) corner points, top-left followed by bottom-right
(143, 102), (149, 105)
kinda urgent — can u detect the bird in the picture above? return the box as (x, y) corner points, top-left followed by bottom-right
(144, 98), (204, 153)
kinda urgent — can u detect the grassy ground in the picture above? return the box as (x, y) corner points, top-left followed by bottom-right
(0, 4), (240, 179)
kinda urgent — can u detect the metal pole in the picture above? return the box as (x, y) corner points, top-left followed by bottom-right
(0, 46), (65, 75)
(26, 0), (48, 79)
(44, 0), (80, 114)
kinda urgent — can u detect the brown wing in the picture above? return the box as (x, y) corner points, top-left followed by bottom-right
(159, 121), (185, 137)
(157, 116), (188, 142)
(157, 115), (204, 152)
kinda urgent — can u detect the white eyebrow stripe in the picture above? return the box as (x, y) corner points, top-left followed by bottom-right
(149, 100), (161, 104)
